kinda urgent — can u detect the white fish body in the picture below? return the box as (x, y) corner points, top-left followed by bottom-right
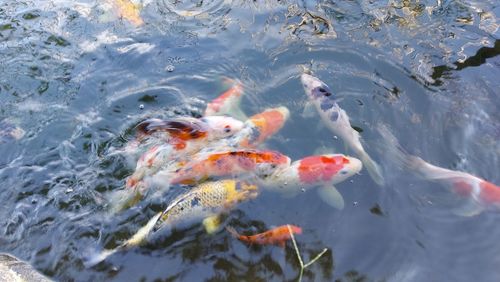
(300, 73), (384, 186)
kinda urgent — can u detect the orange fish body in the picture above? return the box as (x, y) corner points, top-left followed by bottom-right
(171, 150), (291, 185)
(227, 225), (302, 247)
(239, 107), (290, 148)
(205, 81), (244, 117)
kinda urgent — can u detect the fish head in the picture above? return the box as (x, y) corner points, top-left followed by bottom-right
(253, 151), (291, 179)
(297, 154), (362, 185)
(288, 225), (303, 235)
(300, 73), (334, 102)
(240, 106), (290, 147)
(201, 116), (245, 139)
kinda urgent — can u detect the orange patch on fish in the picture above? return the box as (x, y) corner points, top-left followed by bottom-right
(227, 225), (302, 247)
(478, 181), (500, 204)
(452, 181), (473, 196)
(171, 150), (289, 185)
(205, 82), (243, 114)
(298, 155), (349, 184)
(240, 107), (289, 147)
(136, 119), (208, 142)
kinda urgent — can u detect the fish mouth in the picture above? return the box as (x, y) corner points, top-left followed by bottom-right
(346, 157), (363, 174)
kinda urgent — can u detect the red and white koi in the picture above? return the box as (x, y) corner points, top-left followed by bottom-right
(301, 73), (384, 186)
(378, 123), (500, 216)
(263, 154), (362, 209)
(226, 224), (302, 248)
(204, 79), (247, 120)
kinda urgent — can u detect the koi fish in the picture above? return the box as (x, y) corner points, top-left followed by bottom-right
(114, 0), (144, 26)
(300, 73), (384, 186)
(87, 180), (258, 266)
(170, 150), (291, 185)
(263, 154), (362, 210)
(238, 106), (290, 148)
(226, 225), (302, 248)
(204, 79), (247, 121)
(127, 116), (245, 184)
(378, 123), (500, 216)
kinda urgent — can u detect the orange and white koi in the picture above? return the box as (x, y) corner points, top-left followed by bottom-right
(88, 180), (258, 266)
(263, 154), (362, 209)
(170, 150), (291, 185)
(204, 79), (247, 120)
(238, 106), (290, 148)
(378, 123), (500, 216)
(301, 73), (384, 186)
(226, 225), (302, 248)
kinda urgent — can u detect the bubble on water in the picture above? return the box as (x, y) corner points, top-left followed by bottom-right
(139, 104), (145, 110)
(65, 188), (74, 193)
(301, 188), (306, 192)
(333, 135), (338, 140)
(353, 201), (358, 206)
(165, 65), (175, 72)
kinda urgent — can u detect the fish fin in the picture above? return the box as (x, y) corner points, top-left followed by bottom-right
(84, 248), (119, 268)
(124, 212), (162, 247)
(302, 101), (316, 118)
(317, 185), (345, 210)
(108, 188), (143, 214)
(203, 215), (222, 234)
(358, 150), (385, 186)
(451, 200), (484, 217)
(225, 226), (240, 238)
(227, 106), (248, 121)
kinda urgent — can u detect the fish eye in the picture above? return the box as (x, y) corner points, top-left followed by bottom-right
(224, 125), (231, 133)
(270, 164), (277, 169)
(340, 170), (348, 175)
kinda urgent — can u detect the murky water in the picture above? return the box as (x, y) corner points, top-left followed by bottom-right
(1, 0), (499, 281)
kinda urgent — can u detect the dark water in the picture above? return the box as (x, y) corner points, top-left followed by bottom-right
(1, 0), (499, 281)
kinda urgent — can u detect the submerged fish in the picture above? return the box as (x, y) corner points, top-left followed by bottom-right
(204, 79), (247, 120)
(238, 106), (290, 148)
(114, 0), (144, 26)
(300, 73), (384, 186)
(226, 224), (302, 248)
(170, 150), (291, 185)
(378, 123), (500, 216)
(263, 154), (362, 209)
(127, 116), (245, 186)
(88, 180), (258, 266)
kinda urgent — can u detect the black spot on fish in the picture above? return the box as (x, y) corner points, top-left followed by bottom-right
(191, 197), (200, 207)
(312, 86), (333, 98)
(330, 111), (339, 121)
(320, 100), (334, 111)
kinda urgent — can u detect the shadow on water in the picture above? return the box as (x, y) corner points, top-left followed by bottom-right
(432, 39), (500, 85)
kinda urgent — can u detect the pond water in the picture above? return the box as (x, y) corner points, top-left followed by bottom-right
(1, 0), (499, 281)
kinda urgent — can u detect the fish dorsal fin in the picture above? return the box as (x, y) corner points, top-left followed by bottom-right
(302, 101), (316, 118)
(317, 184), (345, 210)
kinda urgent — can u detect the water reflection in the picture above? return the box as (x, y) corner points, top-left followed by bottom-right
(0, 0), (499, 280)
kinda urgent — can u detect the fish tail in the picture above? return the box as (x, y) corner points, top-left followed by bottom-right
(376, 123), (422, 170)
(225, 226), (241, 239)
(226, 226), (249, 243)
(85, 212), (161, 267)
(358, 150), (385, 186)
